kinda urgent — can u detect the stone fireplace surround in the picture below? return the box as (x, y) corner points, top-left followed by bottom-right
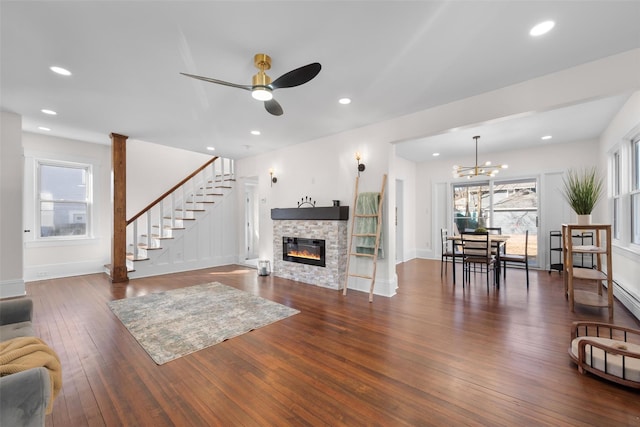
(271, 207), (348, 290)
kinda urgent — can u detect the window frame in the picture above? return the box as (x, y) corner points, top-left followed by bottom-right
(35, 159), (93, 241)
(611, 149), (621, 240)
(631, 137), (640, 245)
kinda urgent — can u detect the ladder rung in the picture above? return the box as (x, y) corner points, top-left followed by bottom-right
(353, 233), (376, 237)
(348, 273), (373, 279)
(349, 252), (375, 258)
(354, 213), (378, 218)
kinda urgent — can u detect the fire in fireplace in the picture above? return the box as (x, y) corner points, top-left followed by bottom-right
(283, 237), (326, 267)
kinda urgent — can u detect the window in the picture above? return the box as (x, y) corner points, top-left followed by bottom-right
(38, 161), (91, 238)
(632, 138), (640, 244)
(612, 150), (621, 239)
(452, 178), (538, 260)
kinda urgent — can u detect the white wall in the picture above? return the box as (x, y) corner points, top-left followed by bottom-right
(0, 111), (25, 297)
(414, 139), (600, 261)
(236, 130), (399, 297)
(394, 156), (417, 262)
(598, 92), (640, 319)
(22, 133), (112, 281)
(126, 140), (212, 219)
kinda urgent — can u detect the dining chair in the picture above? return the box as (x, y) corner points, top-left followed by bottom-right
(501, 230), (529, 288)
(486, 227), (506, 256)
(440, 228), (461, 277)
(461, 232), (497, 289)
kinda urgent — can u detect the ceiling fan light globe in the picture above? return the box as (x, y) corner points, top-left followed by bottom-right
(252, 88), (273, 101)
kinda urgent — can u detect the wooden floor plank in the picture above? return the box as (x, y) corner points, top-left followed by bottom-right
(23, 260), (640, 426)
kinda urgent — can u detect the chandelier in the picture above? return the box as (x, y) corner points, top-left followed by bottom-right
(452, 135), (508, 179)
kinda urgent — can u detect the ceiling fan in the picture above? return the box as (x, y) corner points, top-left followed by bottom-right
(181, 54), (321, 116)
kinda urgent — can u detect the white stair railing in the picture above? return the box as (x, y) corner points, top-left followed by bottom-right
(125, 157), (234, 264)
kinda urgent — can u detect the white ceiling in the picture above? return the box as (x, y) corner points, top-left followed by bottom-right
(1, 1), (639, 161)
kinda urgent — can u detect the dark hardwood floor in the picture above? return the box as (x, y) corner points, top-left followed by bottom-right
(26, 260), (640, 426)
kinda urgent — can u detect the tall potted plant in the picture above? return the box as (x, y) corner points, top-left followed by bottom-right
(560, 167), (604, 225)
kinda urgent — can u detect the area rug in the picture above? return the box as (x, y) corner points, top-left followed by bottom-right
(107, 282), (299, 365)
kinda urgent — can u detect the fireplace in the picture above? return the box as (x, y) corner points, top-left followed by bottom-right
(282, 237), (326, 267)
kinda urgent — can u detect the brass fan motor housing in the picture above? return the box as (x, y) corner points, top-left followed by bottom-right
(252, 53), (272, 86)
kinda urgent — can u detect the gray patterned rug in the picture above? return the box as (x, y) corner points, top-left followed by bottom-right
(107, 282), (299, 365)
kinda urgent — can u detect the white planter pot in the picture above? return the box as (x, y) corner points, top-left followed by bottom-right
(577, 214), (592, 225)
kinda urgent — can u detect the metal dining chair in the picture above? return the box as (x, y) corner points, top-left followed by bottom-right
(440, 228), (461, 277)
(501, 230), (529, 288)
(461, 232), (497, 289)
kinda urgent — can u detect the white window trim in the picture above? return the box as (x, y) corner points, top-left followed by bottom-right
(25, 156), (95, 244)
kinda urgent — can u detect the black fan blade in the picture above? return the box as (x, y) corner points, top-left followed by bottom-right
(264, 99), (283, 116)
(180, 72), (252, 91)
(270, 63), (321, 90)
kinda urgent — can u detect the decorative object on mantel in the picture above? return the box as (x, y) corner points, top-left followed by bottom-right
(452, 135), (508, 179)
(560, 167), (603, 225)
(355, 152), (366, 176)
(297, 196), (316, 208)
(269, 168), (277, 186)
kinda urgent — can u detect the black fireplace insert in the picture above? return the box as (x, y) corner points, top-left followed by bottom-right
(282, 237), (326, 267)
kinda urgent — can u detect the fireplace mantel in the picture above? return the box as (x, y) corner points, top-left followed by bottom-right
(271, 206), (349, 221)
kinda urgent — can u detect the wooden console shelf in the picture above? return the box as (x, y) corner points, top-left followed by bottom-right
(562, 224), (613, 319)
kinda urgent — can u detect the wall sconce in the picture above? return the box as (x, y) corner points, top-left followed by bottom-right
(269, 168), (277, 186)
(355, 152), (365, 176)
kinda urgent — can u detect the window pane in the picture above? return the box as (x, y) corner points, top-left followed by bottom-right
(634, 140), (640, 191)
(633, 193), (640, 245)
(40, 164), (87, 201)
(40, 201), (87, 237)
(613, 198), (620, 239)
(453, 183), (490, 233)
(613, 151), (620, 196)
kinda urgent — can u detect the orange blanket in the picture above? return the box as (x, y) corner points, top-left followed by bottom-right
(0, 336), (62, 414)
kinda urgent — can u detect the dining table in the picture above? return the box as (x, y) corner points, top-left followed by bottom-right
(448, 234), (510, 287)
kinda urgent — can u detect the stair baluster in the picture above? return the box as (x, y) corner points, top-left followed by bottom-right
(132, 221), (139, 260)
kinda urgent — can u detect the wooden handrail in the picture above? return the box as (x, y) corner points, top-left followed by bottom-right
(126, 156), (218, 225)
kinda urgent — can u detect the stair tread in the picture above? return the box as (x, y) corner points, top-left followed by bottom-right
(152, 225), (186, 230)
(126, 254), (150, 262)
(136, 244), (162, 250)
(163, 216), (196, 220)
(141, 234), (175, 240)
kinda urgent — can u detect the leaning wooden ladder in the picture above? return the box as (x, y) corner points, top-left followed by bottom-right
(343, 174), (387, 302)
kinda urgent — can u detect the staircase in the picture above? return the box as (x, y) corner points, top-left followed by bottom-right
(115, 157), (237, 279)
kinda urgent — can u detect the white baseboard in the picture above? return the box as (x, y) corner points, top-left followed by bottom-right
(614, 282), (640, 321)
(346, 275), (397, 298)
(24, 260), (107, 282)
(128, 255), (238, 280)
(0, 279), (26, 298)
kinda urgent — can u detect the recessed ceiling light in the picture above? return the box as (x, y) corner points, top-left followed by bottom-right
(338, 98), (351, 105)
(432, 153), (440, 157)
(41, 109), (57, 115)
(250, 130), (261, 136)
(206, 146), (215, 151)
(38, 126), (51, 131)
(541, 135), (552, 140)
(50, 66), (71, 76)
(530, 20), (555, 37)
